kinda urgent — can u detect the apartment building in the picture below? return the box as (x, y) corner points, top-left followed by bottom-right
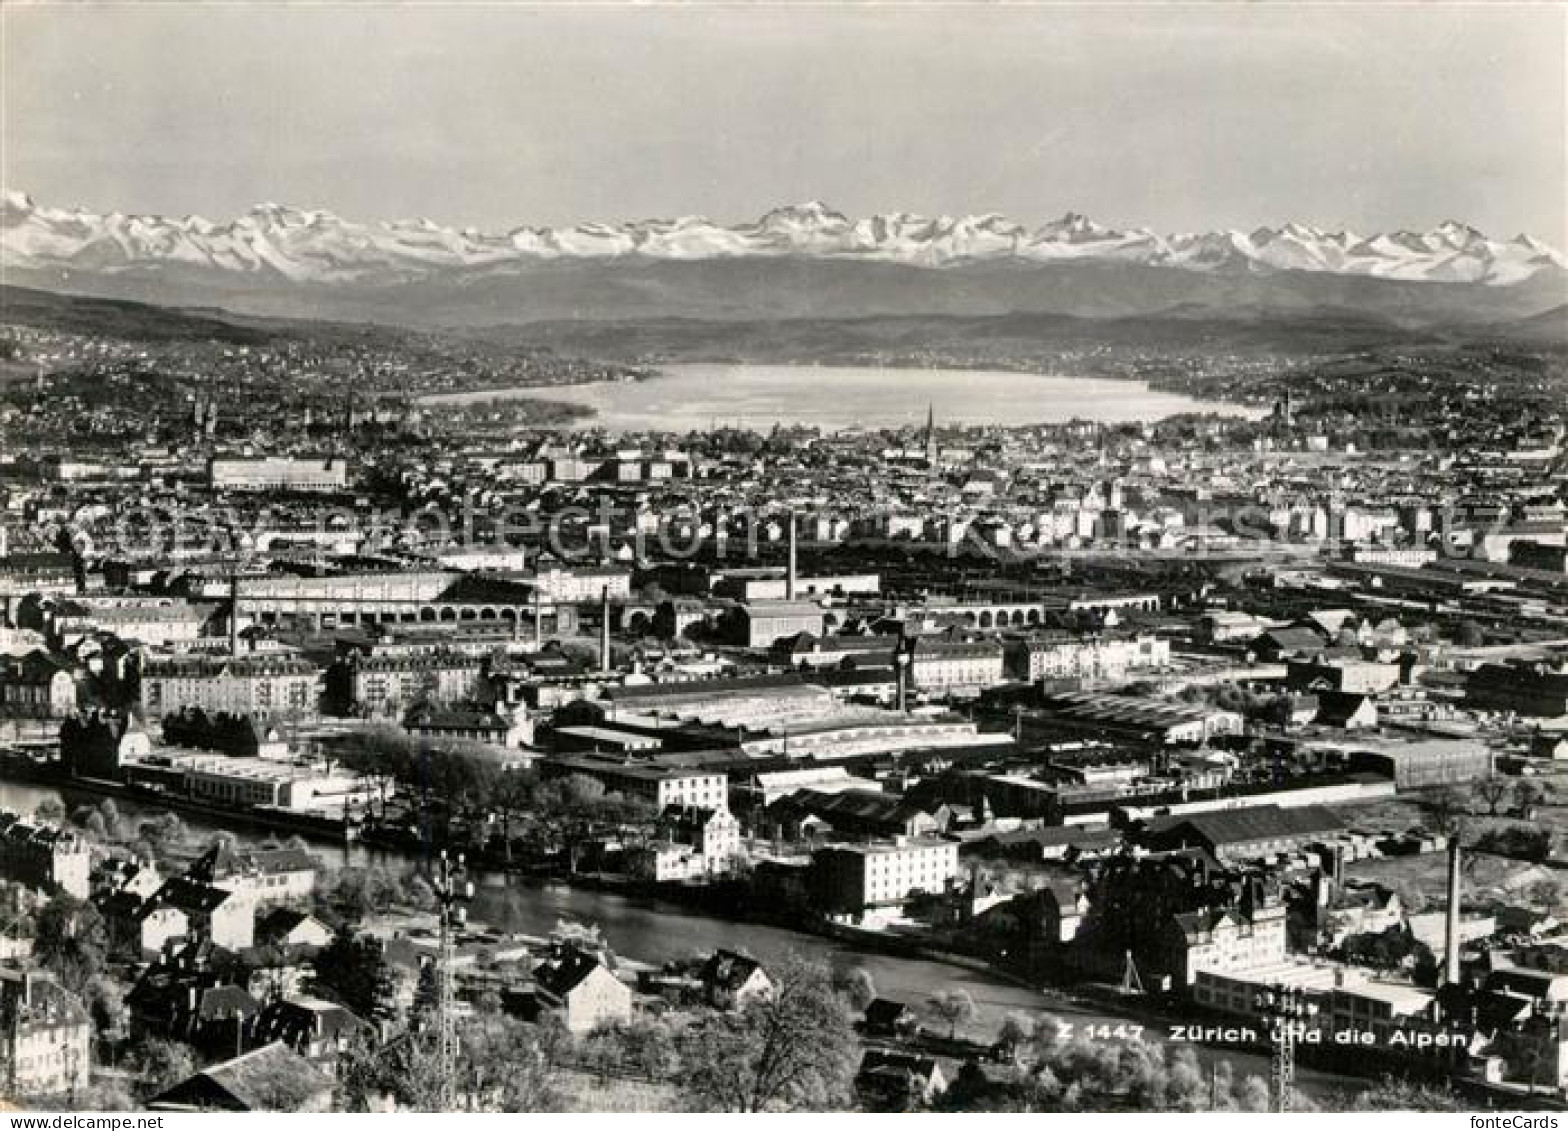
(810, 837), (962, 916)
(0, 968), (92, 1097)
(139, 655), (319, 718)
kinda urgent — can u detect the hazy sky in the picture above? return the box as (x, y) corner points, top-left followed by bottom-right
(4, 2), (1565, 243)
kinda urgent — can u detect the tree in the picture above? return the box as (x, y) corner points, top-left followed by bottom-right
(318, 866), (403, 923)
(925, 987), (976, 1039)
(32, 894), (108, 995)
(338, 1016), (561, 1112)
(314, 930), (399, 1026)
(72, 1080), (138, 1111)
(832, 965), (877, 1012)
(1515, 779), (1546, 814)
(134, 813), (187, 860)
(336, 1030), (443, 1112)
(1422, 787), (1469, 839)
(996, 1012), (1034, 1062)
(33, 797), (66, 824)
(459, 1014), (562, 1112)
(1475, 825), (1551, 862)
(581, 1016), (678, 1080)
(1344, 1076), (1462, 1111)
(83, 973), (127, 1034)
(1234, 1074), (1271, 1112)
(97, 799), (124, 840)
(551, 918), (609, 960)
(124, 1038), (197, 1100)
(489, 769), (535, 862)
(1476, 774), (1510, 816)
(679, 954), (857, 1111)
(334, 725), (410, 827)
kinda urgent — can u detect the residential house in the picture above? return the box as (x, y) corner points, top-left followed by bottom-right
(855, 1049), (947, 1110)
(151, 1041), (334, 1112)
(0, 651), (77, 718)
(697, 950), (773, 1010)
(0, 968), (91, 1097)
(134, 877), (255, 953)
(633, 805), (742, 882)
(0, 813), (91, 899)
(251, 996), (365, 1063)
(529, 946), (632, 1033)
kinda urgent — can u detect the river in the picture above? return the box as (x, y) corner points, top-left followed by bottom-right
(415, 363), (1265, 432)
(0, 777), (1361, 1100)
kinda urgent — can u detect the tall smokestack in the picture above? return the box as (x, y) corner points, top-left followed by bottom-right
(786, 511), (798, 601)
(1444, 837), (1463, 985)
(895, 651), (909, 714)
(533, 588), (544, 649)
(228, 573), (241, 656)
(599, 586), (612, 674)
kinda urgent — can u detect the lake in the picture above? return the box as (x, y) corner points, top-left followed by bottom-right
(417, 363), (1265, 432)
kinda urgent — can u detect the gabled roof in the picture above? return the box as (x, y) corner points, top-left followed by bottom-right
(858, 1048), (941, 1081)
(699, 949), (767, 994)
(534, 946), (609, 998)
(153, 1041), (331, 1112)
(1146, 803), (1346, 850)
(196, 985), (261, 1021)
(1255, 626), (1329, 655)
(146, 876), (233, 917)
(863, 998), (909, 1026)
(1315, 691), (1377, 727)
(256, 907), (331, 943)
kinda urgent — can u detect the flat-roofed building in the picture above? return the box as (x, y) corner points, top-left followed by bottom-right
(1467, 662), (1568, 719)
(1007, 634), (1171, 683)
(335, 650), (483, 715)
(48, 597), (219, 649)
(544, 754), (729, 812)
(552, 725), (663, 756)
(178, 755), (381, 814)
(210, 457), (349, 493)
(1029, 690), (1243, 745)
(1287, 658), (1402, 695)
(1345, 739), (1492, 788)
(736, 600), (826, 649)
(530, 565), (632, 603)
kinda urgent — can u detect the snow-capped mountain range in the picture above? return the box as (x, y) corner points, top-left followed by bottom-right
(4, 191), (1564, 288)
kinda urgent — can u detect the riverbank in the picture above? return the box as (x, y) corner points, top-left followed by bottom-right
(0, 772), (1395, 1102)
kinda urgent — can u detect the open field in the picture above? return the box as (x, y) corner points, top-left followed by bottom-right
(1334, 786), (1568, 908)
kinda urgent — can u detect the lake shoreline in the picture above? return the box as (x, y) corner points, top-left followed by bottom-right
(413, 361), (1266, 431)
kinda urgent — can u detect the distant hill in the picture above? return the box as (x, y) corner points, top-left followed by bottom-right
(1497, 303), (1568, 343)
(4, 280), (1560, 381)
(470, 306), (1434, 363)
(0, 283), (279, 345)
(9, 255), (1565, 334)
